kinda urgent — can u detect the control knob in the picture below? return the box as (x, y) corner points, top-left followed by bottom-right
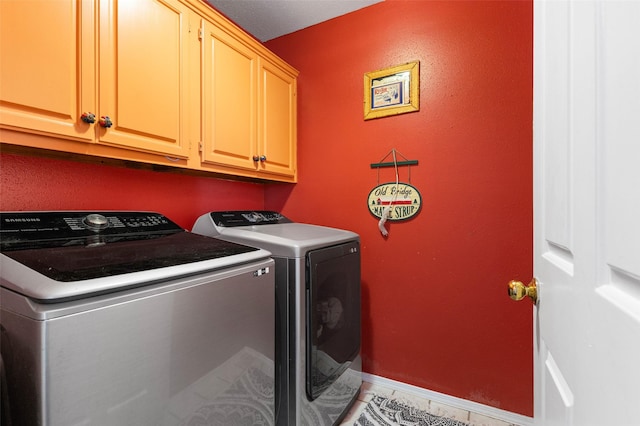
(83, 214), (109, 231)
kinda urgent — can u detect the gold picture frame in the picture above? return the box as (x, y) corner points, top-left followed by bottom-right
(363, 61), (420, 120)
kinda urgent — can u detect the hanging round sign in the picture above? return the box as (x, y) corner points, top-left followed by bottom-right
(367, 182), (422, 221)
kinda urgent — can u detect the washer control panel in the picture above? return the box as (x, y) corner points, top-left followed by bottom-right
(0, 211), (181, 250)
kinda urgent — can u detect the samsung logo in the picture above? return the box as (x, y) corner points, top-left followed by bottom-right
(4, 218), (41, 222)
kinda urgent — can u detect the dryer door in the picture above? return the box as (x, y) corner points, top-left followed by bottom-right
(305, 241), (361, 401)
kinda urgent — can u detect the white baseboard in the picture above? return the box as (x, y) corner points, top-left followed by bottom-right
(362, 373), (534, 426)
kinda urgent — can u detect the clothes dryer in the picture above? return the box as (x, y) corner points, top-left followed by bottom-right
(193, 211), (362, 426)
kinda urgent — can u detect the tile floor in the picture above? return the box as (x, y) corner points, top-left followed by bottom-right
(339, 380), (522, 426)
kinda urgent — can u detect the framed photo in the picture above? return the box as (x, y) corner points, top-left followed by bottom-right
(363, 61), (420, 120)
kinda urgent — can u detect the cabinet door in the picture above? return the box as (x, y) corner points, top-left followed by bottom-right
(200, 21), (258, 171)
(97, 0), (190, 158)
(258, 59), (297, 180)
(0, 0), (95, 143)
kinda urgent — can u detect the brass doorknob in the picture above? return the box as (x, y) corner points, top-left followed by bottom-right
(508, 278), (538, 304)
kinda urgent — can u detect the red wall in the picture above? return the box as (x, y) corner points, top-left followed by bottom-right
(0, 153), (264, 229)
(265, 0), (533, 416)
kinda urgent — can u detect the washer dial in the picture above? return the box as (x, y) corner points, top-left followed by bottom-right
(83, 213), (109, 231)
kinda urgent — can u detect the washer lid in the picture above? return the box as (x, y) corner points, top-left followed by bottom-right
(0, 211), (268, 301)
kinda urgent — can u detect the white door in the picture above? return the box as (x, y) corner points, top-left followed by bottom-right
(531, 1), (640, 425)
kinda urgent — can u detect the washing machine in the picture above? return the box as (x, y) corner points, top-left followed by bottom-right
(0, 211), (276, 426)
(193, 211), (362, 426)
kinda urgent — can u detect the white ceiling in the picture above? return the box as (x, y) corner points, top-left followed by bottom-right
(205, 0), (384, 42)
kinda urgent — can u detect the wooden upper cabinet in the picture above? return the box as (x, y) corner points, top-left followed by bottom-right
(1, 0), (190, 160)
(200, 21), (258, 171)
(198, 18), (298, 181)
(1, 0), (297, 181)
(258, 58), (297, 179)
(0, 0), (95, 143)
(97, 0), (190, 159)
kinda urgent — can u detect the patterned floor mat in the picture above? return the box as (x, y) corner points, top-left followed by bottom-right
(355, 395), (470, 426)
(179, 365), (273, 426)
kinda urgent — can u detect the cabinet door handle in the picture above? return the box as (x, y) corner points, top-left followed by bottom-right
(99, 116), (113, 128)
(80, 112), (96, 124)
(259, 155), (267, 162)
(252, 156), (260, 162)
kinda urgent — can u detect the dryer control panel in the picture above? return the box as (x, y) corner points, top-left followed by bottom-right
(209, 211), (291, 227)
